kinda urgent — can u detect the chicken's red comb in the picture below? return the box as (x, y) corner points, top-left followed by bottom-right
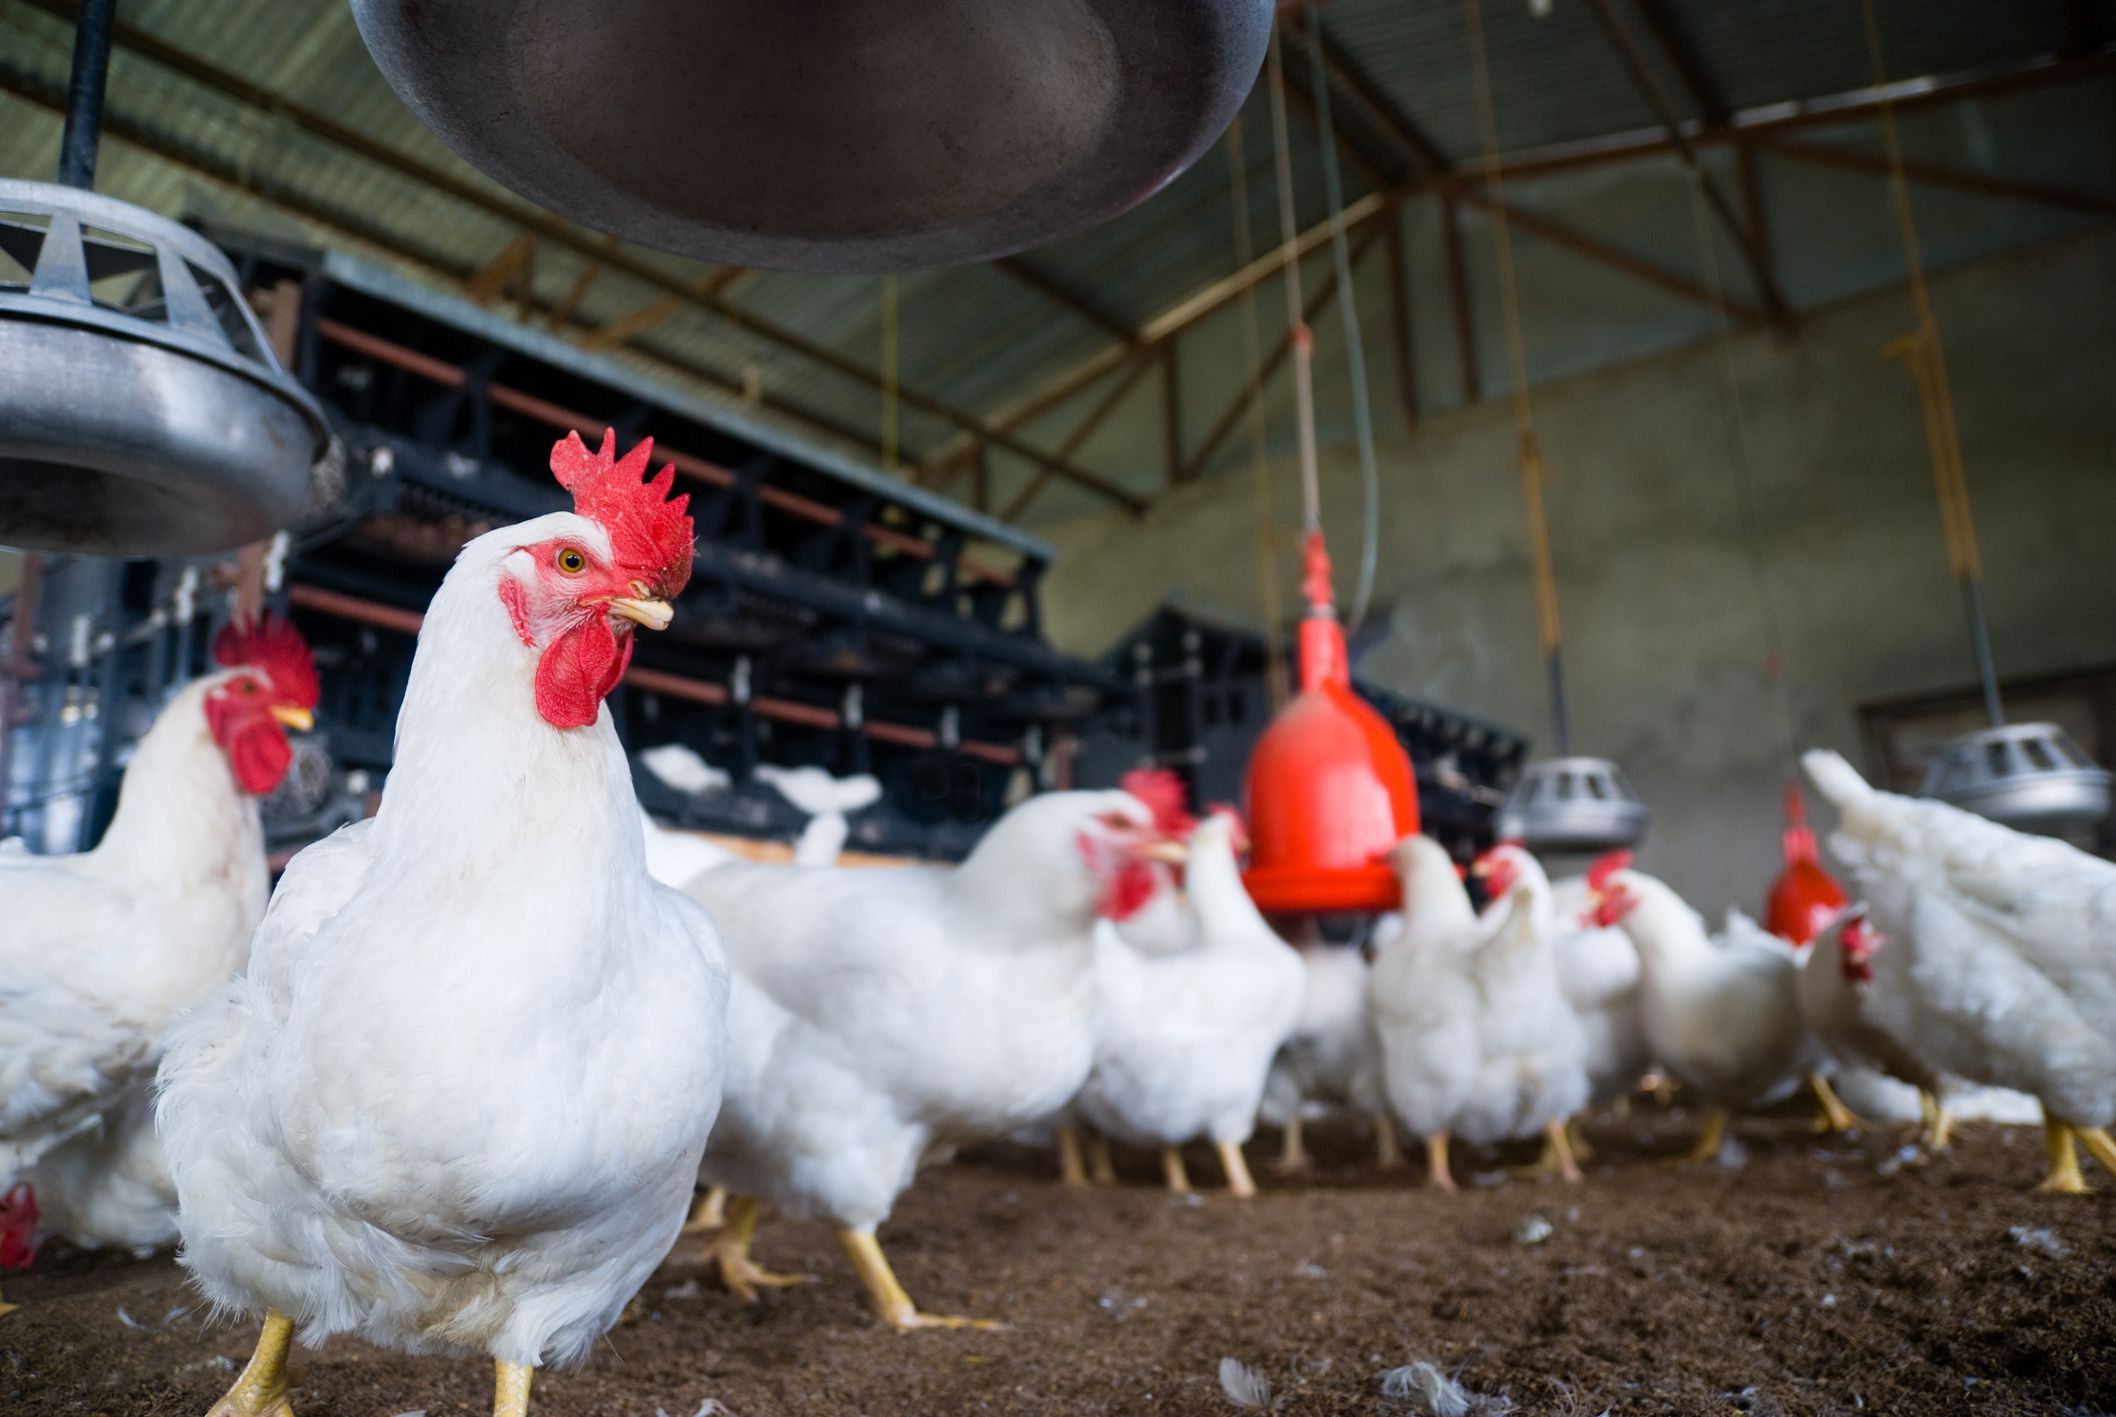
(1120, 768), (1195, 836)
(214, 613), (319, 709)
(1586, 849), (1634, 890)
(551, 429), (694, 596)
(0, 1182), (37, 1270)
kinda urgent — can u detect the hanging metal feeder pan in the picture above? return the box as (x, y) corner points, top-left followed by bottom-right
(1495, 755), (1650, 854)
(1920, 722), (2111, 835)
(0, 180), (327, 556)
(350, 0), (1274, 272)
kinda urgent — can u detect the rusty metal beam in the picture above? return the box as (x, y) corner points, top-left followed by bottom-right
(465, 234), (536, 305)
(1441, 194), (1479, 405)
(1178, 222), (1386, 484)
(993, 257), (1138, 345)
(1302, 16), (1453, 178)
(1765, 136), (2116, 216)
(1583, 0), (1794, 327)
(1456, 188), (1768, 325)
(1383, 204), (1419, 431)
(1630, 0), (1727, 126)
(1001, 350), (1163, 521)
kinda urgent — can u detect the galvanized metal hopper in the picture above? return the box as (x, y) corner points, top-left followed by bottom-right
(1495, 755), (1650, 855)
(0, 181), (326, 556)
(350, 0), (1273, 271)
(1921, 721), (2112, 836)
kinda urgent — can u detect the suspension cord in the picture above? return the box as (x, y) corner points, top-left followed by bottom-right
(1304, 8), (1384, 636)
(1681, 168), (1800, 777)
(1858, 0), (2003, 726)
(1225, 117), (1291, 709)
(879, 274), (900, 475)
(1465, 0), (1569, 752)
(1264, 26), (1323, 536)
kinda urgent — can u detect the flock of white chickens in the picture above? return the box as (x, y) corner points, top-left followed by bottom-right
(2, 430), (2112, 1417)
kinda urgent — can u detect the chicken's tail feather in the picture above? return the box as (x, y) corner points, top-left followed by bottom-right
(1801, 749), (1872, 811)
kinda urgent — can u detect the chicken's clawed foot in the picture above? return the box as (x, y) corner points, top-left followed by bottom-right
(204, 1309), (296, 1417)
(837, 1228), (1007, 1332)
(1160, 1146), (1193, 1195)
(1272, 1116), (1312, 1175)
(1679, 1109), (1730, 1165)
(2074, 1125), (2116, 1185)
(699, 1196), (810, 1303)
(680, 1186), (728, 1235)
(1425, 1131), (1458, 1194)
(1808, 1073), (1862, 1134)
(2038, 1114), (2091, 1195)
(1216, 1140), (1258, 1199)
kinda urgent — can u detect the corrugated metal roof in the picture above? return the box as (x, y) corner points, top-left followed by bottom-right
(1, 0), (2107, 528)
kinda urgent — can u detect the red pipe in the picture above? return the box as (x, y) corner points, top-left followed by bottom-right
(312, 318), (1016, 587)
(285, 583), (1021, 765)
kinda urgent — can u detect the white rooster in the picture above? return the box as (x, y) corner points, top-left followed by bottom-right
(1802, 748), (2116, 1193)
(1076, 810), (1305, 1198)
(1798, 906), (1960, 1149)
(1259, 922), (1389, 1173)
(157, 430), (730, 1417)
(0, 616), (317, 1311)
(1476, 844), (1646, 1170)
(1589, 865), (1813, 1161)
(680, 770), (1191, 1329)
(1370, 835), (1481, 1190)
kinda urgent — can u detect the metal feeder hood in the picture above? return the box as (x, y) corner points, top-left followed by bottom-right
(350, 0), (1273, 272)
(1921, 721), (2112, 837)
(0, 180), (327, 556)
(1495, 755), (1650, 855)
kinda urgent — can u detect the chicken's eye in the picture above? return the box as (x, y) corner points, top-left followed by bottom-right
(555, 547), (588, 575)
(238, 679), (258, 695)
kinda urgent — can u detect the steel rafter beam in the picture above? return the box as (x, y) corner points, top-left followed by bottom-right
(1630, 0), (1728, 126)
(1582, 0), (1794, 327)
(1765, 136), (2116, 215)
(1001, 350), (1164, 521)
(992, 257), (1139, 345)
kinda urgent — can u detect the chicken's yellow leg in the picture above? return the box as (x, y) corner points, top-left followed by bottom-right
(1809, 1073), (1860, 1133)
(0, 1282), (13, 1318)
(1567, 1116), (1596, 1164)
(1216, 1140), (1258, 1199)
(837, 1227), (1005, 1331)
(1056, 1123), (1089, 1188)
(699, 1195), (809, 1301)
(1273, 1114), (1310, 1174)
(1161, 1145), (1193, 1194)
(680, 1185), (728, 1235)
(1544, 1119), (1584, 1183)
(1681, 1109), (1730, 1164)
(1425, 1132), (1458, 1194)
(2038, 1113), (2090, 1194)
(205, 1309), (296, 1417)
(1375, 1112), (1406, 1171)
(2076, 1125), (2116, 1179)
(1919, 1090), (1956, 1152)
(493, 1360), (532, 1417)
(1086, 1132), (1117, 1185)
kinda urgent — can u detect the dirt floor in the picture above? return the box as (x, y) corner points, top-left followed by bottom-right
(6, 1104), (2116, 1417)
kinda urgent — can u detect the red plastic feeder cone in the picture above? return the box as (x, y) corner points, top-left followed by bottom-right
(1242, 531), (1419, 914)
(1764, 784), (1847, 947)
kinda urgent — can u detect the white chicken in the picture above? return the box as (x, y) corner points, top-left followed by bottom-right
(1798, 906), (1959, 1148)
(1075, 810), (1305, 1198)
(1589, 864), (1813, 1161)
(1371, 835), (1588, 1190)
(1802, 748), (2116, 1193)
(157, 430), (729, 1417)
(0, 616), (317, 1313)
(1481, 845), (1648, 1114)
(1258, 923), (1389, 1173)
(754, 762), (882, 866)
(680, 770), (1190, 1329)
(21, 1083), (174, 1256)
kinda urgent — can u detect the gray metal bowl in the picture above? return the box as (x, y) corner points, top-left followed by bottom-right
(351, 0), (1273, 272)
(0, 180), (326, 556)
(1920, 722), (2112, 836)
(1495, 755), (1651, 855)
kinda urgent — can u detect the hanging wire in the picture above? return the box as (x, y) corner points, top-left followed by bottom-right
(1464, 0), (1570, 751)
(880, 273), (900, 474)
(1303, 8), (1384, 636)
(1680, 167), (1800, 776)
(1264, 27), (1323, 535)
(1225, 117), (1292, 708)
(1858, 0), (2004, 726)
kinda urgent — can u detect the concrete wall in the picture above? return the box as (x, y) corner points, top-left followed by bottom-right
(1038, 228), (2116, 912)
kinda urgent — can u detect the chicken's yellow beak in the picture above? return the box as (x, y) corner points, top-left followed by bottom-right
(1140, 840), (1190, 865)
(270, 705), (315, 732)
(608, 597), (675, 632)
